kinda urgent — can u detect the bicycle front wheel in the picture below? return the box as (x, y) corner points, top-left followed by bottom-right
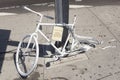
(16, 35), (39, 78)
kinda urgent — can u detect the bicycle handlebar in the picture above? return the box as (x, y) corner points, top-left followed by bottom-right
(44, 15), (54, 20)
(23, 6), (76, 24)
(23, 6), (43, 16)
(23, 6), (54, 20)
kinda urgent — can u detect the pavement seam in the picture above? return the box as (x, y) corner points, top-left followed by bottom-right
(86, 7), (120, 44)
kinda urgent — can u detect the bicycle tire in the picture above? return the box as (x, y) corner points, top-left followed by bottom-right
(16, 35), (39, 78)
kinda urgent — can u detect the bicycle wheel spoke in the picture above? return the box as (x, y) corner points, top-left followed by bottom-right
(16, 35), (39, 77)
(18, 55), (27, 73)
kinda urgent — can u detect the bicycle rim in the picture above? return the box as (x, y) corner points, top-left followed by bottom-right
(16, 35), (39, 77)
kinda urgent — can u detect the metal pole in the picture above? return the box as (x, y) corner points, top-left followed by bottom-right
(55, 0), (69, 47)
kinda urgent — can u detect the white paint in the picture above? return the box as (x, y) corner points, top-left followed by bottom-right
(0, 12), (17, 16)
(109, 39), (116, 42)
(0, 6), (20, 10)
(100, 41), (104, 44)
(69, 5), (92, 9)
(75, 0), (82, 1)
(83, 45), (92, 51)
(32, 3), (48, 6)
(33, 3), (92, 9)
(102, 46), (116, 50)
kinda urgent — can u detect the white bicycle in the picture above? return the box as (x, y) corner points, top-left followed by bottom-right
(15, 6), (100, 78)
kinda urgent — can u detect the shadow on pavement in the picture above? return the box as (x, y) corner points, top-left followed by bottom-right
(0, 0), (120, 15)
(70, 0), (120, 6)
(0, 29), (11, 73)
(14, 72), (40, 80)
(0, 0), (53, 8)
(7, 40), (55, 57)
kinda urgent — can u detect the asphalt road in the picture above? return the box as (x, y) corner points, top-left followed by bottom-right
(0, 0), (119, 8)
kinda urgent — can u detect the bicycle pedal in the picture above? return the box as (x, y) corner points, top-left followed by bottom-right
(46, 62), (51, 67)
(89, 44), (96, 48)
(46, 53), (88, 69)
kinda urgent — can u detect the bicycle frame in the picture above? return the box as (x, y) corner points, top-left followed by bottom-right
(33, 15), (77, 57)
(15, 6), (100, 78)
(23, 6), (77, 58)
(23, 6), (99, 57)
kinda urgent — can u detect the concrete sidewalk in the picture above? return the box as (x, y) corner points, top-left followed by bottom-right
(0, 0), (120, 80)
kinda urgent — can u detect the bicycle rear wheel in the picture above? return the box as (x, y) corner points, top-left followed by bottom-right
(16, 35), (39, 78)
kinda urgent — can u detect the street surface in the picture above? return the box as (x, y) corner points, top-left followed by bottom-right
(0, 0), (120, 80)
